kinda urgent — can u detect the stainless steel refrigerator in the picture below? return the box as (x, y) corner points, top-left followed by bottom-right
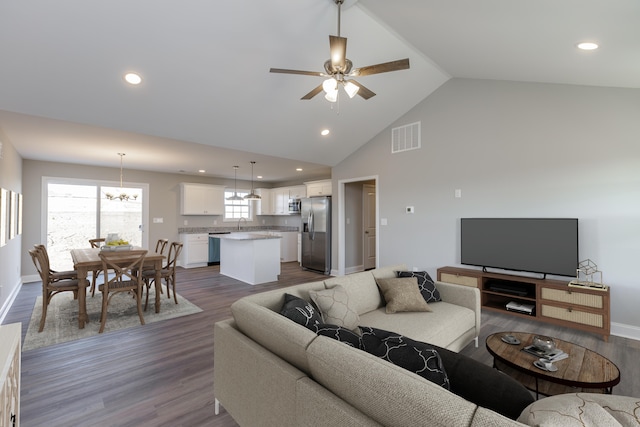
(301, 196), (331, 274)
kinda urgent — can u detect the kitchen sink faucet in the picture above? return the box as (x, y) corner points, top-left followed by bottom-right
(237, 217), (247, 231)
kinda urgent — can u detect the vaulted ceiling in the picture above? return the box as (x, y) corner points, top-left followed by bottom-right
(0, 0), (637, 182)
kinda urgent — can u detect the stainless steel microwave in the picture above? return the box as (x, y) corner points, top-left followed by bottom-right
(288, 198), (301, 213)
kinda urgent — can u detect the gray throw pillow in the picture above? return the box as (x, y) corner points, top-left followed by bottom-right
(375, 277), (432, 313)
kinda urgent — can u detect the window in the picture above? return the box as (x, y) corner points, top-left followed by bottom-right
(43, 178), (148, 270)
(224, 191), (252, 221)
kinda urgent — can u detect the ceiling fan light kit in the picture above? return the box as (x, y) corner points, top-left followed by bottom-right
(270, 0), (409, 103)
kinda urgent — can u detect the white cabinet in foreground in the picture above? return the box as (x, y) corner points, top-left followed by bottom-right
(180, 233), (209, 268)
(0, 323), (20, 427)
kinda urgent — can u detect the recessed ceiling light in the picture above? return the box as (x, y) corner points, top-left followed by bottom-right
(296, 168), (303, 172)
(198, 169), (205, 173)
(577, 42), (599, 51)
(321, 129), (330, 136)
(124, 72), (142, 85)
(257, 175), (263, 179)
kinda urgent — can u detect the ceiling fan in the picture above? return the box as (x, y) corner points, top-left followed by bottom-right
(270, 0), (410, 102)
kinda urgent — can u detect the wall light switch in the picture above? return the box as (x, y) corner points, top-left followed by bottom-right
(183, 220), (188, 226)
(406, 206), (414, 214)
(152, 217), (163, 223)
(455, 189), (462, 198)
(380, 218), (388, 226)
(214, 220), (218, 225)
(346, 217), (351, 225)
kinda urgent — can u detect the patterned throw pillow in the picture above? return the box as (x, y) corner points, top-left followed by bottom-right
(375, 277), (432, 313)
(359, 326), (450, 390)
(396, 271), (442, 303)
(279, 293), (322, 331)
(308, 285), (361, 332)
(315, 324), (363, 349)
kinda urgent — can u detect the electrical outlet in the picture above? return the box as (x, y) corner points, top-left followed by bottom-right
(183, 220), (188, 226)
(214, 220), (218, 225)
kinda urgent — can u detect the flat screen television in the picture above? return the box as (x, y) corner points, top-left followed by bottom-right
(461, 218), (578, 277)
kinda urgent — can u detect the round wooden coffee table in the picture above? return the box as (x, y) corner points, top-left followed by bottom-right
(486, 332), (620, 398)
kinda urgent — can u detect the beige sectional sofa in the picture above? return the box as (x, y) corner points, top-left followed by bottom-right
(213, 264), (533, 426)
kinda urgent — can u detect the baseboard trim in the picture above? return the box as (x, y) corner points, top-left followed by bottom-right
(345, 265), (365, 275)
(0, 278), (23, 325)
(611, 322), (640, 342)
(22, 274), (40, 284)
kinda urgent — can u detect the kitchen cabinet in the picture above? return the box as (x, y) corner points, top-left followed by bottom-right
(271, 188), (289, 215)
(279, 231), (298, 262)
(270, 186), (307, 215)
(305, 179), (332, 196)
(180, 233), (209, 268)
(0, 323), (20, 427)
(255, 188), (272, 215)
(288, 185), (307, 199)
(180, 183), (225, 215)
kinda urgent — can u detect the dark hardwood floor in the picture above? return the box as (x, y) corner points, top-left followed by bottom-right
(3, 264), (638, 426)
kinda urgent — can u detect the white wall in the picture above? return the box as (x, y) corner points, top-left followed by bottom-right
(332, 78), (640, 333)
(0, 131), (23, 321)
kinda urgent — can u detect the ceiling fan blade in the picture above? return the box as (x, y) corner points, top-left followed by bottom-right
(350, 58), (410, 77)
(329, 35), (347, 71)
(350, 80), (376, 100)
(270, 68), (324, 77)
(301, 84), (324, 100)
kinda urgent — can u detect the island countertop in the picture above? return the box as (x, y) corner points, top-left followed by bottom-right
(216, 232), (282, 241)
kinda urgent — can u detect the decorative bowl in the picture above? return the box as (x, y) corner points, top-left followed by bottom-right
(532, 335), (556, 352)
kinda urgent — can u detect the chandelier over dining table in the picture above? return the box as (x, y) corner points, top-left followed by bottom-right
(105, 153), (138, 201)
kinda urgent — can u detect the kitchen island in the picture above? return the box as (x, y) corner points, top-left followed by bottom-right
(218, 233), (282, 285)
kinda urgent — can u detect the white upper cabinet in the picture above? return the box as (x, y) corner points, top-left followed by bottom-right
(180, 183), (225, 215)
(305, 179), (332, 197)
(288, 185), (307, 199)
(255, 188), (272, 215)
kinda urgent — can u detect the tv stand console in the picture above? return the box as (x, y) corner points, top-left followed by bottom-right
(437, 266), (610, 341)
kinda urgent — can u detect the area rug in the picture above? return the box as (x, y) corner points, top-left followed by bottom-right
(23, 287), (202, 351)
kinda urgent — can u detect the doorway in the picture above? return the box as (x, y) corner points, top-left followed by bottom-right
(337, 176), (378, 276)
(44, 178), (148, 270)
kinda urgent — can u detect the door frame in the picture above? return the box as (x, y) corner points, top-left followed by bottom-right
(337, 175), (379, 276)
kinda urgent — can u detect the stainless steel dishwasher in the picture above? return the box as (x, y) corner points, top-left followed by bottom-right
(208, 232), (230, 265)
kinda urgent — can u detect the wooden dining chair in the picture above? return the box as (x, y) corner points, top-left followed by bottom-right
(29, 248), (85, 332)
(33, 244), (77, 282)
(98, 250), (148, 333)
(88, 238), (106, 296)
(143, 242), (183, 310)
(155, 238), (169, 255)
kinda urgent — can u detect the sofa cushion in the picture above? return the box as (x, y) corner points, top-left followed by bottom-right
(309, 285), (361, 332)
(324, 271), (381, 315)
(375, 277), (432, 314)
(315, 324), (363, 349)
(280, 293), (322, 331)
(231, 298), (318, 374)
(517, 393), (640, 426)
(359, 326), (450, 390)
(307, 335), (478, 427)
(396, 271), (442, 303)
(359, 301), (475, 349)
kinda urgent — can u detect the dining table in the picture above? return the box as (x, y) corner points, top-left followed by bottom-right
(70, 248), (165, 329)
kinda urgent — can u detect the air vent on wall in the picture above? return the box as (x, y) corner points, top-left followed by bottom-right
(391, 121), (421, 154)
